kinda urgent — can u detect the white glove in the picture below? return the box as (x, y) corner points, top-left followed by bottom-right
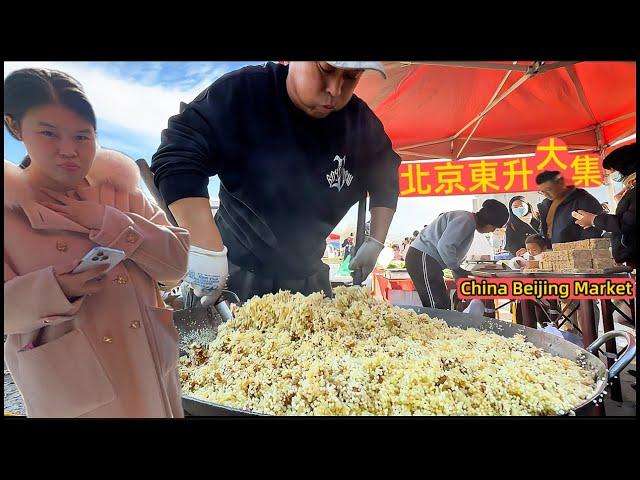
(348, 237), (385, 280)
(183, 245), (229, 298)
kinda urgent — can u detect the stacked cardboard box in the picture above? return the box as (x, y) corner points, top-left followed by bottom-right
(593, 257), (617, 269)
(541, 250), (593, 270)
(551, 238), (612, 251)
(591, 249), (614, 259)
(537, 239), (615, 273)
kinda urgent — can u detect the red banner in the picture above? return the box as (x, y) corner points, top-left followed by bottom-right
(398, 137), (604, 197)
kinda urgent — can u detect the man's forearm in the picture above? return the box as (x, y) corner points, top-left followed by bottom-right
(369, 207), (395, 244)
(168, 197), (224, 251)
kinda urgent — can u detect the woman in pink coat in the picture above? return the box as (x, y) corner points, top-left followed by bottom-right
(4, 68), (190, 417)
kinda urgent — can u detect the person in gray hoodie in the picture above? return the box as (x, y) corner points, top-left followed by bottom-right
(405, 199), (509, 309)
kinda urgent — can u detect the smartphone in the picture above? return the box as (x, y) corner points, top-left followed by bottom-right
(571, 211), (584, 220)
(72, 247), (126, 274)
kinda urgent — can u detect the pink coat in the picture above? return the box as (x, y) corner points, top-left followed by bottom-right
(4, 153), (190, 418)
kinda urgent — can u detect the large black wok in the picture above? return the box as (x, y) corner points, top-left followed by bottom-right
(173, 304), (635, 416)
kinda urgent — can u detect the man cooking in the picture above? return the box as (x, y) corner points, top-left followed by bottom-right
(151, 62), (401, 303)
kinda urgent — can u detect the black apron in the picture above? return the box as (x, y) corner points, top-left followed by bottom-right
(227, 260), (332, 303)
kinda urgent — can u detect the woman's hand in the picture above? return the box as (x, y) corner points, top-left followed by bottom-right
(54, 260), (109, 300)
(39, 188), (106, 230)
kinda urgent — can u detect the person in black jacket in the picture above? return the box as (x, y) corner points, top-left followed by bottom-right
(574, 143), (637, 268)
(505, 195), (541, 256)
(576, 143), (636, 390)
(151, 62), (400, 303)
(535, 170), (604, 247)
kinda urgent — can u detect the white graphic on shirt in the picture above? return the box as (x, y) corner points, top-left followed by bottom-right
(326, 155), (353, 192)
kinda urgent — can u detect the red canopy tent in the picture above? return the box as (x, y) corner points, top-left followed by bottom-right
(355, 61), (635, 161)
(348, 61), (635, 283)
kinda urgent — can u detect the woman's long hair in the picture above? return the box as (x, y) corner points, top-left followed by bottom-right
(506, 195), (536, 232)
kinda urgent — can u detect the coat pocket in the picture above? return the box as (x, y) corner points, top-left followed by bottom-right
(145, 305), (180, 377)
(15, 328), (116, 418)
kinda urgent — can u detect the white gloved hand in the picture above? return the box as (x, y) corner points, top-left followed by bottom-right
(183, 245), (229, 299)
(348, 237), (385, 280)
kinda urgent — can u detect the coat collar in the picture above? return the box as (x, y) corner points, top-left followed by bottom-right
(5, 149), (142, 233)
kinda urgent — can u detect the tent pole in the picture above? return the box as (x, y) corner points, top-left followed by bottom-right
(595, 124), (604, 156)
(400, 128), (606, 152)
(600, 112), (636, 127)
(403, 61), (529, 72)
(566, 65), (598, 124)
(456, 65), (515, 159)
(400, 62), (541, 153)
(397, 151), (445, 159)
(607, 129), (636, 145)
(352, 197), (368, 286)
(401, 61), (578, 73)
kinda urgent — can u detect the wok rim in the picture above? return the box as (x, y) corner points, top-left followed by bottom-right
(177, 306), (610, 416)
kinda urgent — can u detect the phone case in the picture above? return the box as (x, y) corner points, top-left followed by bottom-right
(72, 247), (126, 274)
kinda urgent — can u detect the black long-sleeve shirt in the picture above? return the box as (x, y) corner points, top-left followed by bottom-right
(594, 186), (636, 262)
(151, 62), (400, 278)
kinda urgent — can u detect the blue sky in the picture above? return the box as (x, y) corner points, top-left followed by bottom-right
(3, 61), (623, 243)
(3, 60), (468, 241)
